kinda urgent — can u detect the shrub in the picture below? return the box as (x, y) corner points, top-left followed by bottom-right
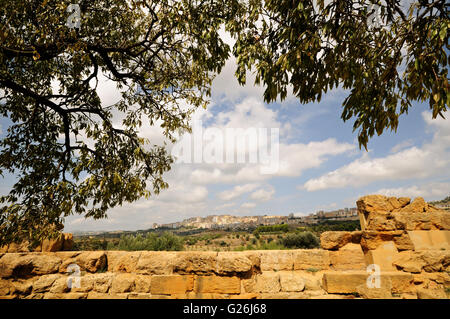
(280, 232), (320, 249)
(108, 232), (184, 251)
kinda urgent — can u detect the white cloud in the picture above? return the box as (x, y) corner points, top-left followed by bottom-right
(303, 111), (450, 191)
(250, 187), (275, 202)
(217, 183), (260, 201)
(390, 139), (414, 153)
(376, 182), (450, 200)
(240, 202), (256, 209)
(214, 202), (236, 210)
(183, 96), (354, 185)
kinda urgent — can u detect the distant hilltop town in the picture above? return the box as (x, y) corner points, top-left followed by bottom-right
(153, 207), (359, 230)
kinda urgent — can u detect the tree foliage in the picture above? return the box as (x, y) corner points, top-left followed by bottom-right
(0, 0), (233, 244)
(280, 231), (320, 249)
(106, 232), (184, 251)
(227, 0), (449, 148)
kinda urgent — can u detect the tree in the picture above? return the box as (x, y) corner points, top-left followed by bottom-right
(227, 0), (448, 148)
(280, 232), (320, 249)
(0, 0), (233, 244)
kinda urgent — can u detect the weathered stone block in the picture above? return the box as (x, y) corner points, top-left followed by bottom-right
(292, 249), (330, 271)
(393, 232), (415, 251)
(44, 292), (87, 299)
(106, 251), (141, 273)
(242, 272), (280, 293)
(32, 274), (61, 293)
(60, 251), (106, 273)
(407, 230), (450, 250)
(194, 275), (240, 294)
(0, 253), (62, 278)
(110, 273), (136, 293)
(278, 271), (305, 292)
(322, 271), (368, 294)
(363, 241), (399, 271)
(173, 252), (218, 274)
(360, 231), (400, 251)
(150, 275), (194, 295)
(320, 232), (353, 250)
(260, 250), (293, 271)
(135, 251), (175, 275)
(330, 244), (366, 270)
(216, 252), (254, 275)
(392, 210), (449, 230)
(134, 275), (152, 293)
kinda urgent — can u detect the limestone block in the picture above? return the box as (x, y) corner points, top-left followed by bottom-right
(173, 252), (218, 274)
(292, 249), (330, 271)
(110, 273), (136, 293)
(135, 251), (175, 275)
(360, 231), (398, 251)
(397, 197), (428, 213)
(365, 213), (397, 231)
(41, 237), (64, 252)
(364, 241), (399, 271)
(134, 275), (152, 293)
(278, 271), (305, 292)
(393, 232), (415, 251)
(105, 251), (141, 273)
(150, 275), (194, 295)
(60, 251), (106, 273)
(393, 250), (450, 273)
(0, 279), (12, 295)
(216, 252), (254, 275)
(44, 292), (87, 299)
(242, 272), (280, 293)
(357, 195), (396, 214)
(194, 275), (240, 294)
(416, 287), (447, 299)
(407, 230), (450, 250)
(320, 231), (353, 250)
(0, 253), (62, 278)
(322, 271), (412, 295)
(393, 251), (425, 273)
(10, 279), (33, 295)
(294, 271), (324, 291)
(322, 271), (368, 294)
(330, 244), (366, 270)
(32, 274), (61, 293)
(392, 210), (450, 230)
(259, 250), (293, 271)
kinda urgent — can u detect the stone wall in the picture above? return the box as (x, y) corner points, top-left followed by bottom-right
(0, 195), (448, 299)
(0, 233), (74, 253)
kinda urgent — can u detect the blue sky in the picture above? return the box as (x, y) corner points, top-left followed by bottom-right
(1, 38), (449, 233)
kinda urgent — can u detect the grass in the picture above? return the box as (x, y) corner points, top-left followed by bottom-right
(306, 267), (321, 273)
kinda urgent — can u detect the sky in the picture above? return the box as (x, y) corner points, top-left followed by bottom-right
(1, 32), (449, 233)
